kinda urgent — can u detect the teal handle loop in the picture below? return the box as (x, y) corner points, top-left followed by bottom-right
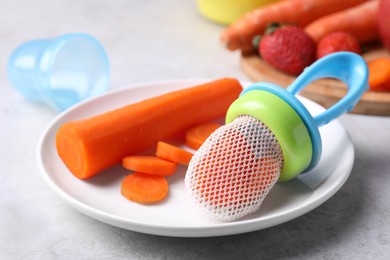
(287, 52), (369, 127)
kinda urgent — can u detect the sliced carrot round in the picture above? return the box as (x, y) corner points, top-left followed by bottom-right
(121, 172), (168, 204)
(156, 141), (193, 165)
(185, 123), (221, 150)
(122, 156), (177, 176)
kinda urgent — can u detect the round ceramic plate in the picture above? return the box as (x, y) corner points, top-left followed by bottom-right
(37, 79), (354, 237)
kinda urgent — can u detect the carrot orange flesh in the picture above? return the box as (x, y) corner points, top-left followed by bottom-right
(122, 156), (177, 176)
(368, 58), (390, 91)
(156, 141), (193, 165)
(185, 123), (221, 150)
(220, 0), (369, 51)
(121, 172), (168, 204)
(56, 78), (242, 179)
(305, 1), (379, 43)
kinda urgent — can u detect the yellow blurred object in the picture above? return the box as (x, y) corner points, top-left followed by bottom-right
(197, 0), (279, 25)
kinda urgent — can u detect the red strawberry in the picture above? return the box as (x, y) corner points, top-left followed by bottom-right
(316, 31), (362, 59)
(259, 24), (316, 75)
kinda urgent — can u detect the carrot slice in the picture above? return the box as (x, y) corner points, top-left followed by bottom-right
(121, 172), (168, 204)
(56, 78), (242, 179)
(185, 123), (221, 150)
(122, 156), (177, 176)
(156, 141), (193, 165)
(368, 57), (390, 91)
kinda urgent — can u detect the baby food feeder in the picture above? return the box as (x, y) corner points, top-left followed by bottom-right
(185, 52), (368, 221)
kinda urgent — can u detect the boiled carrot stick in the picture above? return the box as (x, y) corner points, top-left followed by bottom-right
(185, 123), (221, 150)
(156, 141), (193, 165)
(305, 0), (379, 43)
(122, 156), (177, 176)
(121, 172), (169, 204)
(220, 0), (370, 51)
(56, 78), (242, 179)
(367, 57), (390, 91)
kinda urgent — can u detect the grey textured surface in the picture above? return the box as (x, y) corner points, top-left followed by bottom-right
(1, 0), (389, 259)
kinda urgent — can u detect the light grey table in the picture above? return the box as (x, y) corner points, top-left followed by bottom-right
(1, 0), (389, 259)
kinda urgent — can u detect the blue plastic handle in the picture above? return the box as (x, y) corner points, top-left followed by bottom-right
(287, 52), (369, 127)
(239, 52), (368, 173)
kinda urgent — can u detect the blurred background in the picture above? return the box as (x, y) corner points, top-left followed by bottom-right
(1, 1), (389, 259)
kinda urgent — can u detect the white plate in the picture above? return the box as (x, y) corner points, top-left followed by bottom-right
(37, 79), (354, 237)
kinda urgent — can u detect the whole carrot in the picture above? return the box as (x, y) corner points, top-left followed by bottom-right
(220, 0), (370, 51)
(305, 0), (379, 43)
(56, 78), (242, 179)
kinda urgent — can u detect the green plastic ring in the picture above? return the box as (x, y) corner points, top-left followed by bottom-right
(225, 90), (312, 182)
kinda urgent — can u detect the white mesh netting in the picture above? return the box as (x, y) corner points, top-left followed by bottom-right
(185, 115), (284, 221)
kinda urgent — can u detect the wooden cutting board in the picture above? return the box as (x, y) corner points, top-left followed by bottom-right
(241, 48), (390, 116)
